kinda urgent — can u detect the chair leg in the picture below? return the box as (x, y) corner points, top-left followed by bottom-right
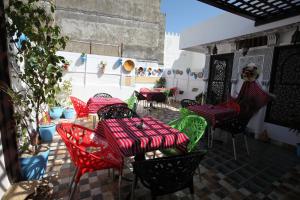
(69, 167), (78, 192)
(244, 135), (250, 155)
(197, 166), (201, 182)
(118, 170), (123, 200)
(232, 137), (237, 160)
(210, 128), (214, 148)
(69, 180), (79, 200)
(131, 175), (137, 200)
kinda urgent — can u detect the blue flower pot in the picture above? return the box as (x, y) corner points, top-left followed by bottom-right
(39, 123), (56, 142)
(49, 106), (63, 119)
(19, 149), (50, 180)
(80, 55), (87, 63)
(63, 108), (75, 119)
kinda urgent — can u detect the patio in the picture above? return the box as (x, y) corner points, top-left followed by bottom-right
(44, 103), (300, 200)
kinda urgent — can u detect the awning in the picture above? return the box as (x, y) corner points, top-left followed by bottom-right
(197, 0), (300, 26)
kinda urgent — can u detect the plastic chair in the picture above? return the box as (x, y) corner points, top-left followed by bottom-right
(56, 123), (123, 200)
(93, 93), (113, 98)
(125, 94), (138, 112)
(70, 96), (89, 118)
(168, 114), (207, 152)
(180, 99), (198, 108)
(131, 151), (206, 200)
(97, 104), (139, 120)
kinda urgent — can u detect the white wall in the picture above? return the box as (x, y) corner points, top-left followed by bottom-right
(163, 33), (206, 100)
(58, 51), (160, 102)
(180, 12), (300, 50)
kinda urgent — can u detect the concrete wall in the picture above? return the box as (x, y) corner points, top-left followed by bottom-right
(163, 33), (206, 101)
(55, 0), (165, 64)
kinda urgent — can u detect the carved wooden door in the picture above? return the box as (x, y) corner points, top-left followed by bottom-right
(266, 45), (300, 130)
(206, 53), (234, 105)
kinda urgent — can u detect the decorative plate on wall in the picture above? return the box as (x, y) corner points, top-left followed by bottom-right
(123, 60), (135, 72)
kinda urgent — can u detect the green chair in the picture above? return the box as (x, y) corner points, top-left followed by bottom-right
(125, 94), (138, 112)
(168, 114), (207, 152)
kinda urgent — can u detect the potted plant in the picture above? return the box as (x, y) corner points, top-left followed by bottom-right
(154, 77), (166, 88)
(80, 52), (87, 63)
(39, 112), (56, 142)
(60, 80), (75, 119)
(98, 60), (107, 75)
(4, 0), (69, 180)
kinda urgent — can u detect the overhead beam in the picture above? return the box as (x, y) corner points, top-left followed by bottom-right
(197, 0), (256, 21)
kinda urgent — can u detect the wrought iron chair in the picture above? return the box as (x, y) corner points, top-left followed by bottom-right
(148, 92), (167, 109)
(93, 93), (112, 98)
(167, 87), (177, 104)
(97, 104), (139, 120)
(131, 151), (207, 200)
(56, 123), (123, 200)
(180, 99), (198, 108)
(134, 90), (147, 111)
(70, 96), (89, 119)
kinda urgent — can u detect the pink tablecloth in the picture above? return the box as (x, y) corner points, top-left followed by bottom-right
(87, 97), (126, 114)
(140, 88), (164, 101)
(98, 117), (190, 157)
(187, 104), (237, 127)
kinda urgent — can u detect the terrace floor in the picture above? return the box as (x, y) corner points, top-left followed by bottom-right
(46, 103), (300, 200)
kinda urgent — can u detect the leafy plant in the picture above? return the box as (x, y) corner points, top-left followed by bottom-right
(154, 77), (166, 88)
(3, 0), (68, 153)
(48, 80), (72, 107)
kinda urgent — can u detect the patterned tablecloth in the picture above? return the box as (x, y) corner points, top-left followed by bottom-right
(187, 104), (237, 127)
(140, 88), (165, 101)
(87, 97), (126, 114)
(97, 117), (190, 157)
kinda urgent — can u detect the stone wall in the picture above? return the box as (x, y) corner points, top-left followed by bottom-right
(55, 0), (165, 64)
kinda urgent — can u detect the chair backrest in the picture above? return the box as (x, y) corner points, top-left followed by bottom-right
(125, 94), (138, 112)
(134, 90), (146, 101)
(180, 99), (198, 108)
(168, 114), (207, 152)
(97, 104), (139, 120)
(70, 96), (88, 117)
(133, 151), (206, 196)
(56, 123), (122, 169)
(93, 93), (112, 98)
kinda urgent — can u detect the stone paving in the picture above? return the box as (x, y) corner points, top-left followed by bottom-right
(45, 103), (300, 200)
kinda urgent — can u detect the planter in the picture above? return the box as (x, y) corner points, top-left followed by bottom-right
(39, 123), (56, 142)
(297, 143), (300, 157)
(19, 149), (50, 180)
(49, 106), (63, 119)
(63, 108), (75, 119)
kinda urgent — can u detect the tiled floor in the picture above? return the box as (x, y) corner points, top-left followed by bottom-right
(46, 103), (300, 200)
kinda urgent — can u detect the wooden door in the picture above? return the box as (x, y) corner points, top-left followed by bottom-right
(206, 53), (234, 105)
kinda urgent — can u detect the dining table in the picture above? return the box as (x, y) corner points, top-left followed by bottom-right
(187, 104), (238, 147)
(96, 117), (190, 158)
(87, 97), (127, 128)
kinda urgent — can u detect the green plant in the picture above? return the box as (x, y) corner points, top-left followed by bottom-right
(48, 80), (72, 107)
(154, 77), (166, 88)
(3, 0), (68, 153)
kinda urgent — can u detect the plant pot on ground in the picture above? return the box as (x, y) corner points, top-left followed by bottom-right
(63, 107), (75, 119)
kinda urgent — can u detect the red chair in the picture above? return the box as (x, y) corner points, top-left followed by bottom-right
(70, 96), (89, 118)
(56, 123), (123, 200)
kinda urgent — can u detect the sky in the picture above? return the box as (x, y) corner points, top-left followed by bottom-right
(161, 0), (224, 33)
